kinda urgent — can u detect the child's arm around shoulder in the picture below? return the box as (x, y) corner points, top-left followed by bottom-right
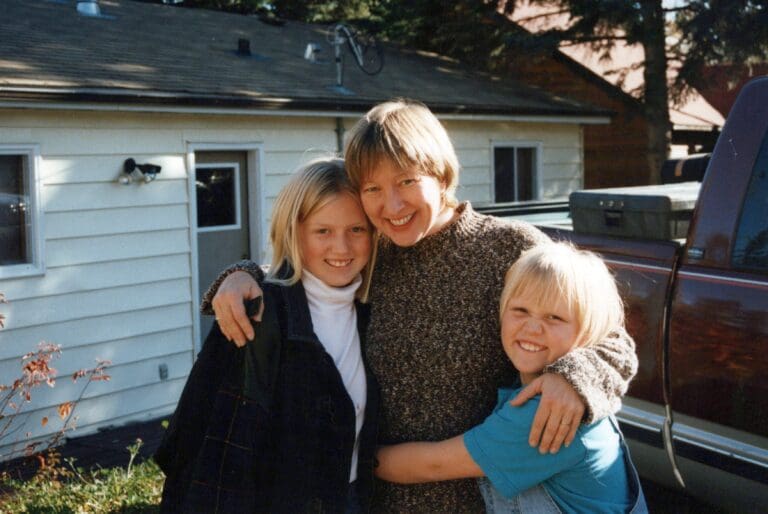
(375, 436), (483, 484)
(376, 395), (586, 495)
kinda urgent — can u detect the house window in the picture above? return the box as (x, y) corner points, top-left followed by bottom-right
(0, 146), (42, 278)
(493, 144), (539, 202)
(732, 128), (768, 272)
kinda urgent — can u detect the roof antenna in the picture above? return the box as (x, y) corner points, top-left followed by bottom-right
(327, 23), (384, 96)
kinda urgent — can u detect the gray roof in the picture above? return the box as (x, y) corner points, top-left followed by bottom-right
(0, 0), (608, 117)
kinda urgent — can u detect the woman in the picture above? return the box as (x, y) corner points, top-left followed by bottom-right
(205, 99), (637, 513)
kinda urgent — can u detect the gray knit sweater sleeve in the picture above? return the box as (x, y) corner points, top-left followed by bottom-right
(199, 260), (265, 315)
(544, 327), (638, 423)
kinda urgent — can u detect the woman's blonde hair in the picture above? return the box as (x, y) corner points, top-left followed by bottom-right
(266, 156), (374, 299)
(499, 242), (625, 348)
(344, 98), (459, 208)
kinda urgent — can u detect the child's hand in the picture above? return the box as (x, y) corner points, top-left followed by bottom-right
(510, 374), (584, 454)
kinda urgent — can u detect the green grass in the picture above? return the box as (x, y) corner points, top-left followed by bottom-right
(0, 440), (164, 514)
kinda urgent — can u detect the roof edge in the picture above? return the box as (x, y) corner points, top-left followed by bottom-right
(0, 86), (612, 121)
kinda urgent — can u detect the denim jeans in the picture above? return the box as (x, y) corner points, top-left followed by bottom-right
(478, 479), (561, 513)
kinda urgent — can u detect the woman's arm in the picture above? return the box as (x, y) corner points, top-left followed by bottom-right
(375, 436), (483, 484)
(512, 328), (638, 453)
(543, 328), (637, 423)
(200, 261), (267, 347)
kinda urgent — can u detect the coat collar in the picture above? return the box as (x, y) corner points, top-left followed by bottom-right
(263, 263), (319, 344)
(266, 263), (369, 345)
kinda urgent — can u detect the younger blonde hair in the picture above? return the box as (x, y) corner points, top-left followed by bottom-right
(499, 242), (625, 348)
(266, 156), (374, 299)
(344, 98), (459, 208)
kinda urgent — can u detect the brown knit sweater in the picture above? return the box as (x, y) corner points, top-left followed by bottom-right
(202, 203), (638, 514)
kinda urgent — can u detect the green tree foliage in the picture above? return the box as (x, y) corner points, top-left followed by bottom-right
(500, 1), (768, 181)
(179, 0), (373, 20)
(673, 0), (768, 94)
(502, 1), (670, 182)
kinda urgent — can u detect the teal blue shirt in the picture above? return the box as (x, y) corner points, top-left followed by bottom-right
(464, 387), (632, 514)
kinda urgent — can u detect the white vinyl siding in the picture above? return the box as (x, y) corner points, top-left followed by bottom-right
(0, 108), (586, 455)
(444, 120), (583, 205)
(0, 109), (338, 453)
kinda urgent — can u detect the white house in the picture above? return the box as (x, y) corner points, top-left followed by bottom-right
(0, 0), (609, 455)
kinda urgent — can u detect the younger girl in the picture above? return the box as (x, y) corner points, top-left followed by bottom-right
(156, 157), (378, 513)
(374, 243), (647, 513)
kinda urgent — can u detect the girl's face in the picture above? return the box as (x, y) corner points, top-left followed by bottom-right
(359, 159), (455, 247)
(500, 289), (580, 384)
(299, 192), (372, 288)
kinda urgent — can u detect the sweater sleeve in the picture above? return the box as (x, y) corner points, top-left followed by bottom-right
(200, 260), (267, 315)
(542, 327), (638, 423)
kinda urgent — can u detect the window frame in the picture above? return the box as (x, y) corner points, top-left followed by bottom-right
(491, 141), (543, 203)
(0, 144), (44, 279)
(731, 128), (768, 273)
(194, 161), (242, 233)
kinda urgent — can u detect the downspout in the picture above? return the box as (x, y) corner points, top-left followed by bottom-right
(335, 117), (344, 155)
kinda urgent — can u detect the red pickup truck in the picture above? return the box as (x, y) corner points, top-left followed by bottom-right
(483, 77), (768, 512)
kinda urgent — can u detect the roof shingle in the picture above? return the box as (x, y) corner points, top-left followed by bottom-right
(0, 0), (609, 117)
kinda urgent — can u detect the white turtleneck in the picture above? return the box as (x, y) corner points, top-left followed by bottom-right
(301, 270), (367, 483)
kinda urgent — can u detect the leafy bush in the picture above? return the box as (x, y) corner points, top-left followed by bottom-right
(0, 293), (110, 461)
(0, 439), (164, 513)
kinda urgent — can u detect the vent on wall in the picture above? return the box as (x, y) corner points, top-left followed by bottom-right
(76, 0), (100, 16)
(76, 0), (115, 19)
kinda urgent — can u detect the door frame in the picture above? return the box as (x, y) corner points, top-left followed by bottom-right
(186, 142), (265, 354)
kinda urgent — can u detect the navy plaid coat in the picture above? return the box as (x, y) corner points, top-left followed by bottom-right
(155, 278), (378, 513)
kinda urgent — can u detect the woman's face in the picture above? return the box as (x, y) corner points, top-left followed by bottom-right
(359, 159), (455, 247)
(500, 289), (580, 384)
(299, 192), (372, 287)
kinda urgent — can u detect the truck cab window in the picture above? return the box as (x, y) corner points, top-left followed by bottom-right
(732, 129), (768, 272)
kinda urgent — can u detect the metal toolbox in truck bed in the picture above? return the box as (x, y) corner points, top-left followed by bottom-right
(569, 181), (701, 239)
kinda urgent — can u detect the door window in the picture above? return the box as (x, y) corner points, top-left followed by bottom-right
(196, 163), (241, 231)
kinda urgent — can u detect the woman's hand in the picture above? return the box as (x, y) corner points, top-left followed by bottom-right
(510, 374), (584, 454)
(211, 271), (264, 347)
